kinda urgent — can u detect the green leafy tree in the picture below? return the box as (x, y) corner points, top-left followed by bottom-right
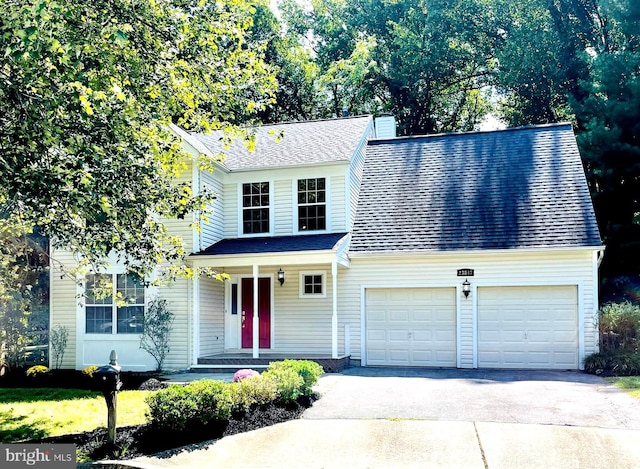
(0, 0), (276, 279)
(280, 0), (497, 134)
(491, 0), (640, 299)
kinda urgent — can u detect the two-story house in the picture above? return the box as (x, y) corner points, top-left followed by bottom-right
(49, 116), (603, 371)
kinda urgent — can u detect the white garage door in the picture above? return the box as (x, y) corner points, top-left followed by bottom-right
(478, 286), (578, 369)
(366, 288), (456, 367)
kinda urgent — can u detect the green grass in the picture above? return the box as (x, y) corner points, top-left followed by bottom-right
(609, 376), (640, 399)
(0, 388), (154, 443)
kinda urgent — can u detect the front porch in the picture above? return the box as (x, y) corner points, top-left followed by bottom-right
(194, 352), (352, 373)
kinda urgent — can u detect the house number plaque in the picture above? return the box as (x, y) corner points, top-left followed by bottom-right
(457, 269), (474, 277)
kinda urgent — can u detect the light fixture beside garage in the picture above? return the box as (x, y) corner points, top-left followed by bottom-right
(277, 268), (285, 286)
(462, 279), (471, 298)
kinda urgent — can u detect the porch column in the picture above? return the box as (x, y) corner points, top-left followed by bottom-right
(332, 260), (338, 359)
(192, 274), (200, 366)
(252, 264), (259, 358)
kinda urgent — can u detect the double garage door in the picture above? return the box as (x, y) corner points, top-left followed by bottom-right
(365, 286), (578, 369)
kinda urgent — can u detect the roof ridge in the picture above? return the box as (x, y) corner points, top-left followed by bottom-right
(368, 122), (574, 145)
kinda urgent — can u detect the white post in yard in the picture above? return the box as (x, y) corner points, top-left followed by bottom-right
(332, 260), (338, 359)
(252, 264), (259, 359)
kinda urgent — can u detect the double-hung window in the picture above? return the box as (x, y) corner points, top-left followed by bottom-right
(85, 273), (145, 334)
(242, 182), (270, 234)
(298, 178), (326, 231)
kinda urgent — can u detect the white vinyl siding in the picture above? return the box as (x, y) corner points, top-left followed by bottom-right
(275, 179), (293, 235)
(156, 278), (191, 370)
(49, 249), (79, 369)
(330, 175), (345, 232)
(199, 169), (224, 250)
(198, 276), (225, 356)
(341, 249), (598, 369)
(161, 159), (195, 254)
(366, 288), (456, 367)
(477, 286), (579, 369)
(223, 182), (238, 238)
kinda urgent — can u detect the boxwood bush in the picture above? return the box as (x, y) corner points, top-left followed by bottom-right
(146, 360), (324, 430)
(230, 375), (278, 413)
(146, 379), (232, 431)
(268, 360), (324, 396)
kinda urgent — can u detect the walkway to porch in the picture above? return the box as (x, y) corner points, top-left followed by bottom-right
(195, 352), (351, 373)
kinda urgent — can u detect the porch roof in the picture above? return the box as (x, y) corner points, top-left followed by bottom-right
(189, 232), (351, 267)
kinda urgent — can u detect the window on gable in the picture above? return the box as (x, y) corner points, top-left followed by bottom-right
(299, 271), (326, 297)
(85, 273), (145, 334)
(242, 182), (270, 234)
(298, 178), (326, 231)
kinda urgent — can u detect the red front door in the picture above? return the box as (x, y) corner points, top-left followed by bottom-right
(241, 277), (271, 349)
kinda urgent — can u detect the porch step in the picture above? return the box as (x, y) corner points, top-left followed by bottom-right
(194, 355), (351, 373)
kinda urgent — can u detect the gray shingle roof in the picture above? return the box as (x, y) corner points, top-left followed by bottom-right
(350, 123), (602, 253)
(194, 233), (349, 256)
(190, 116), (372, 171)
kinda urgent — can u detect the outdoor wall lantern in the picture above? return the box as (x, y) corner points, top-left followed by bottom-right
(462, 279), (471, 299)
(278, 268), (285, 286)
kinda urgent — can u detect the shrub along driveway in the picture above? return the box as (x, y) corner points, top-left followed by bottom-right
(302, 367), (640, 430)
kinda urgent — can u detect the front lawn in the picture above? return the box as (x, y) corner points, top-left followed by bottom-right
(0, 388), (152, 443)
(609, 376), (640, 399)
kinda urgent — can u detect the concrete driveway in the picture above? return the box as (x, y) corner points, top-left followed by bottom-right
(133, 368), (640, 469)
(303, 367), (640, 430)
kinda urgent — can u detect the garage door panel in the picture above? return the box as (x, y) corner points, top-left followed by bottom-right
(366, 288), (456, 367)
(478, 286), (578, 370)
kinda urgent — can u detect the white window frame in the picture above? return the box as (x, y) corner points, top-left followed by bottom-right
(294, 177), (330, 234)
(238, 181), (273, 237)
(299, 270), (327, 298)
(84, 272), (146, 335)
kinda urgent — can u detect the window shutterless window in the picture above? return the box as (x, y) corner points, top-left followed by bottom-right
(299, 271), (326, 298)
(298, 178), (326, 231)
(85, 273), (145, 334)
(242, 182), (270, 234)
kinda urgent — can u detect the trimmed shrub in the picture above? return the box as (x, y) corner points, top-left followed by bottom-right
(146, 379), (233, 431)
(233, 369), (260, 382)
(25, 365), (49, 378)
(230, 375), (278, 413)
(584, 351), (640, 376)
(146, 385), (198, 432)
(598, 301), (640, 352)
(268, 360), (324, 396)
(187, 379), (233, 424)
(262, 367), (304, 404)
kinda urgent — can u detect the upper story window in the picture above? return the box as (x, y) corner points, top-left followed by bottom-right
(85, 273), (145, 334)
(242, 182), (270, 234)
(298, 178), (326, 231)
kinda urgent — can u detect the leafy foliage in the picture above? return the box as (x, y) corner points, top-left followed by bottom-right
(146, 380), (233, 431)
(584, 351), (640, 376)
(25, 365), (49, 378)
(278, 0), (497, 134)
(0, 0), (276, 280)
(262, 366), (304, 403)
(268, 359), (324, 396)
(230, 375), (278, 413)
(139, 298), (174, 371)
(598, 301), (640, 353)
